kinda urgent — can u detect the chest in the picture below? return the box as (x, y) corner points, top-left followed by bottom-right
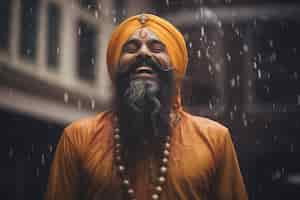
(81, 134), (217, 200)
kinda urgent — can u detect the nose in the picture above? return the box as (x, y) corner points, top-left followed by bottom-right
(137, 43), (151, 57)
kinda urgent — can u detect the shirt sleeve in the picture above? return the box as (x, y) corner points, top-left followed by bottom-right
(45, 128), (81, 200)
(212, 130), (248, 200)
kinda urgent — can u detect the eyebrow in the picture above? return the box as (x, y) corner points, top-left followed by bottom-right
(147, 39), (166, 46)
(123, 38), (140, 46)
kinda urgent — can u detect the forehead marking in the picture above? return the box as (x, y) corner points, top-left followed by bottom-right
(138, 29), (148, 39)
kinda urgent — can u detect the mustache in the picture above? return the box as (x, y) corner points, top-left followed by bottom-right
(116, 55), (172, 76)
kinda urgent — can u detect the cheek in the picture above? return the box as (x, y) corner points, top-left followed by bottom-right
(156, 54), (171, 67)
(118, 54), (136, 69)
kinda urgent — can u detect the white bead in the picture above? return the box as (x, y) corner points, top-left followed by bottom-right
(163, 150), (169, 156)
(114, 127), (120, 133)
(116, 156), (121, 161)
(123, 179), (130, 185)
(162, 158), (168, 163)
(114, 134), (120, 140)
(113, 117), (118, 122)
(152, 193), (159, 199)
(158, 176), (166, 183)
(156, 186), (162, 192)
(165, 142), (170, 148)
(128, 188), (134, 194)
(118, 165), (125, 172)
(160, 166), (167, 173)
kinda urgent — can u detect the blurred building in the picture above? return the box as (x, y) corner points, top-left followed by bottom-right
(0, 0), (117, 124)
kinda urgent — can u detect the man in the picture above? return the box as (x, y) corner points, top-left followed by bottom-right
(45, 14), (248, 200)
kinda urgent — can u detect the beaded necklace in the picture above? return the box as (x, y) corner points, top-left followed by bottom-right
(112, 113), (180, 200)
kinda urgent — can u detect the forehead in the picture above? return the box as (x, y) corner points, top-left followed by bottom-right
(128, 27), (160, 41)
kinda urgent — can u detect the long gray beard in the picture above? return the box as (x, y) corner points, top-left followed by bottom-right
(124, 79), (161, 121)
(116, 77), (172, 152)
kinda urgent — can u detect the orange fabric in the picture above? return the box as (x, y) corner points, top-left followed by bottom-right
(45, 111), (248, 200)
(106, 14), (188, 82)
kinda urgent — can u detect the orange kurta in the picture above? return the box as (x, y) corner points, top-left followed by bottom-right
(45, 109), (248, 200)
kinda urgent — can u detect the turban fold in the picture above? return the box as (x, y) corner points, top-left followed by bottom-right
(106, 13), (188, 82)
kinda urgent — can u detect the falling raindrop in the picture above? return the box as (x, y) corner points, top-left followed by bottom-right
(292, 47), (297, 54)
(91, 99), (95, 110)
(215, 63), (221, 72)
(236, 75), (240, 86)
(201, 26), (205, 37)
(268, 40), (274, 48)
(197, 50), (201, 58)
(230, 78), (236, 88)
(8, 147), (14, 158)
(243, 119), (248, 127)
(257, 53), (262, 63)
(77, 100), (82, 110)
(247, 80), (252, 87)
(41, 154), (45, 166)
(226, 53), (231, 62)
(49, 145), (53, 153)
(113, 17), (117, 24)
(233, 104), (237, 112)
(234, 27), (240, 37)
(209, 101), (213, 110)
(269, 52), (277, 63)
(91, 57), (95, 65)
(242, 112), (246, 120)
(36, 167), (40, 177)
(208, 64), (213, 74)
(257, 69), (262, 79)
(26, 49), (32, 55)
(272, 170), (281, 180)
(212, 41), (216, 47)
(290, 144), (294, 152)
(64, 92), (69, 103)
(31, 144), (35, 153)
(293, 72), (298, 80)
(243, 44), (249, 53)
(253, 62), (257, 69)
(230, 111), (234, 120)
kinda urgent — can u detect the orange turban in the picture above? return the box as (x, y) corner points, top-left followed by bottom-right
(106, 13), (188, 82)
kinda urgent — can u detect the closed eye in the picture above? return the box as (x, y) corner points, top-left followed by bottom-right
(148, 40), (166, 53)
(122, 39), (141, 53)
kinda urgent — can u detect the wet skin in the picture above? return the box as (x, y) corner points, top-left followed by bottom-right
(118, 27), (171, 80)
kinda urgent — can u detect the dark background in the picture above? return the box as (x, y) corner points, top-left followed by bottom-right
(1, 0), (300, 199)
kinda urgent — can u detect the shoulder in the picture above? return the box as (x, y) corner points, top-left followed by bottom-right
(63, 111), (113, 145)
(180, 111), (231, 149)
(181, 111), (229, 136)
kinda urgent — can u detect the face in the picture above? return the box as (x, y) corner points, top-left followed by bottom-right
(114, 28), (175, 151)
(118, 27), (171, 80)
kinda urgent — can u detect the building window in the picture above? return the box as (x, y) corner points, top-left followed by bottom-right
(78, 0), (98, 12)
(76, 20), (97, 83)
(47, 3), (61, 68)
(20, 0), (40, 61)
(0, 0), (11, 51)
